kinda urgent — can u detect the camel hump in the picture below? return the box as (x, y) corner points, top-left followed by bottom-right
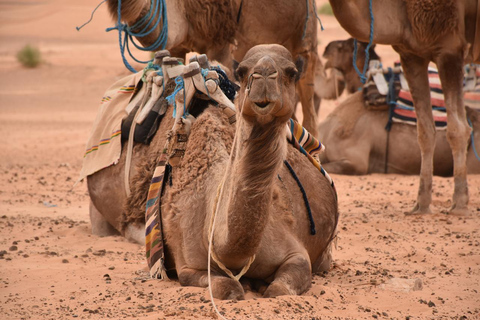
(404, 0), (459, 42)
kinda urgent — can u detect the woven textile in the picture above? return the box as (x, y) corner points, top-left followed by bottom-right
(287, 119), (336, 199)
(77, 72), (144, 182)
(145, 159), (169, 279)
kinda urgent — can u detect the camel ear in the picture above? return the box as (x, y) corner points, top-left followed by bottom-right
(293, 56), (304, 82)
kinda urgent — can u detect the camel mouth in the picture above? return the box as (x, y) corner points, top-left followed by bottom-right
(255, 101), (270, 109)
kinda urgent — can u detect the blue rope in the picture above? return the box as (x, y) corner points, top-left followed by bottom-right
(106, 0), (168, 73)
(302, 0), (325, 40)
(284, 160), (316, 235)
(353, 0), (374, 84)
(76, 0), (107, 31)
(467, 117), (480, 162)
(166, 76), (186, 118)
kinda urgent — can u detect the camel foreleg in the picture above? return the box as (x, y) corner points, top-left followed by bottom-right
(263, 253), (312, 298)
(177, 267), (245, 300)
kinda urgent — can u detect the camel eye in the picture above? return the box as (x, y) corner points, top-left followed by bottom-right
(234, 65), (248, 82)
(284, 67), (298, 81)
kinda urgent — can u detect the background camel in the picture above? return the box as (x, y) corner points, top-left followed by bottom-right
(106, 0), (321, 137)
(87, 45), (338, 299)
(328, 0), (480, 215)
(318, 92), (480, 176)
(323, 38), (380, 94)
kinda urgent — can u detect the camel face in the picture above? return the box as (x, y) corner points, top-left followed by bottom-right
(323, 39), (354, 70)
(236, 44), (298, 124)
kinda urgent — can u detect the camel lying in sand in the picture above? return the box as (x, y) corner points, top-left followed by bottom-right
(87, 45), (338, 299)
(318, 92), (480, 176)
(328, 0), (480, 214)
(106, 0), (322, 136)
(318, 37), (480, 175)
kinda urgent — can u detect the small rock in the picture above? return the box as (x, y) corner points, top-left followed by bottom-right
(62, 259), (69, 263)
(9, 246), (18, 251)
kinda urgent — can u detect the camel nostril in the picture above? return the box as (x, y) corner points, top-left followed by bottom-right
(255, 101), (270, 109)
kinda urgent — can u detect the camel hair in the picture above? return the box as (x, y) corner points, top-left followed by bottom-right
(87, 44), (338, 299)
(328, 0), (480, 215)
(106, 0), (322, 137)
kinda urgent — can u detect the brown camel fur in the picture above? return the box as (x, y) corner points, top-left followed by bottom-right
(106, 0), (321, 137)
(328, 0), (480, 215)
(323, 38), (380, 94)
(87, 45), (338, 299)
(318, 92), (480, 176)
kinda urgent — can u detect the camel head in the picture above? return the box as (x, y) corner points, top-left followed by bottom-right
(234, 44), (302, 124)
(323, 38), (379, 72)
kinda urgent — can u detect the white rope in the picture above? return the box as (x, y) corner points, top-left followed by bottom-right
(206, 86), (251, 320)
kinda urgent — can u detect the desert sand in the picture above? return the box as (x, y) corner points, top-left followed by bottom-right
(0, 1), (479, 319)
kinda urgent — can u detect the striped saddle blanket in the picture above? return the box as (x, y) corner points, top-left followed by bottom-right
(392, 65), (480, 129)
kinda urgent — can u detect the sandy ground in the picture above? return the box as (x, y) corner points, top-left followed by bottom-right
(1, 1), (479, 319)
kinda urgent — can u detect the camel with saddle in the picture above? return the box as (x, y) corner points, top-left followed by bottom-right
(328, 0), (480, 215)
(318, 38), (480, 178)
(105, 0), (323, 137)
(82, 45), (338, 299)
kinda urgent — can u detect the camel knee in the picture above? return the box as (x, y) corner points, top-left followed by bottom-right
(124, 223), (145, 245)
(89, 201), (120, 237)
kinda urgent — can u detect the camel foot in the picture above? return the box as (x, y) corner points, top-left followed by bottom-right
(89, 201), (120, 237)
(263, 282), (294, 298)
(404, 203), (432, 216)
(313, 246), (332, 273)
(211, 277), (245, 300)
(448, 204), (470, 216)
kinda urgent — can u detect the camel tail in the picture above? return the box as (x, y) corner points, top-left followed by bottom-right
(404, 0), (459, 43)
(107, 0), (145, 23)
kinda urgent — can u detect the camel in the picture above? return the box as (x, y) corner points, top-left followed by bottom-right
(105, 0), (322, 137)
(318, 92), (480, 176)
(323, 38), (380, 94)
(87, 45), (338, 299)
(328, 0), (480, 214)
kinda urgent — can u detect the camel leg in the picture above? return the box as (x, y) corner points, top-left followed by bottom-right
(399, 54), (434, 215)
(263, 253), (312, 298)
(297, 51), (318, 137)
(177, 267), (245, 300)
(435, 52), (470, 215)
(89, 200), (120, 237)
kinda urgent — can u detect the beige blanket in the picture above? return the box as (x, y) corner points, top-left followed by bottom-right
(77, 72), (144, 182)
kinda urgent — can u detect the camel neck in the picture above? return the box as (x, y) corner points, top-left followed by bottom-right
(213, 116), (287, 267)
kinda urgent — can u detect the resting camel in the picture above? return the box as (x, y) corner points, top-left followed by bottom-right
(318, 93), (480, 176)
(106, 0), (321, 136)
(87, 45), (338, 299)
(328, 0), (480, 214)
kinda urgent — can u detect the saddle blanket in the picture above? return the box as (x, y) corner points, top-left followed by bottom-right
(392, 66), (480, 129)
(77, 71), (144, 183)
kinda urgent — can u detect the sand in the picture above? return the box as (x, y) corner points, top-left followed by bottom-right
(0, 1), (479, 319)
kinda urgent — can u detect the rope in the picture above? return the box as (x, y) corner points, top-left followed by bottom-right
(283, 160), (316, 235)
(302, 0), (325, 40)
(166, 76), (186, 118)
(106, 0), (168, 73)
(468, 117), (480, 162)
(76, 0), (107, 31)
(211, 66), (239, 101)
(352, 0), (374, 84)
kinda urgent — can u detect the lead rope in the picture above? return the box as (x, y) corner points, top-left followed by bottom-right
(207, 85), (254, 320)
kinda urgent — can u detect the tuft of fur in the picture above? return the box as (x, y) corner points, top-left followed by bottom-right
(404, 0), (459, 43)
(183, 0), (237, 47)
